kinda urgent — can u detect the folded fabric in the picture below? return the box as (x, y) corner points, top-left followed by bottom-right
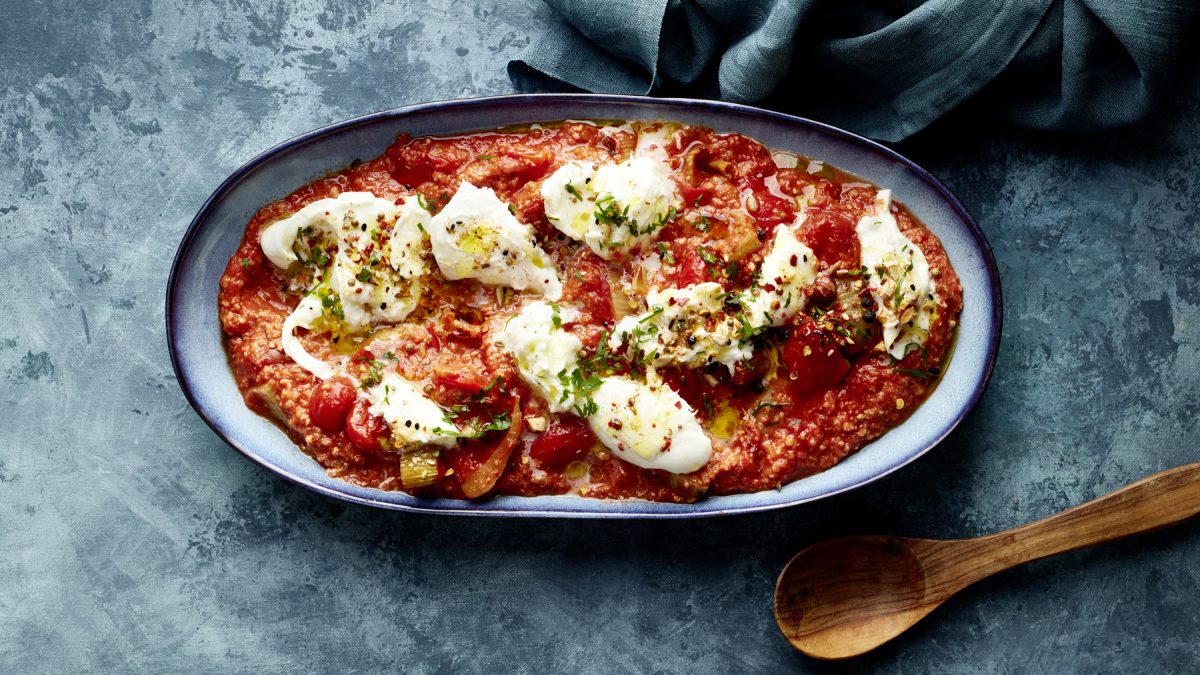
(509, 0), (1198, 142)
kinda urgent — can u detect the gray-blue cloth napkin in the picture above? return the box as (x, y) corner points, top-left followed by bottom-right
(509, 0), (1196, 142)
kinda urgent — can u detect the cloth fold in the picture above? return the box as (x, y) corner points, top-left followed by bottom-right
(508, 0), (1197, 142)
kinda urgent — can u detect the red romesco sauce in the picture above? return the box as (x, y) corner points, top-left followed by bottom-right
(218, 121), (963, 503)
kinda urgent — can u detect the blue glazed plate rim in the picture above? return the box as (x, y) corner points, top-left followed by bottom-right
(166, 93), (1002, 518)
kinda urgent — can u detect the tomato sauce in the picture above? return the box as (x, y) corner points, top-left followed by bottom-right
(218, 121), (963, 502)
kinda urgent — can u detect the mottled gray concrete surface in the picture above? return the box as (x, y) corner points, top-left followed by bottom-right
(2, 1), (1199, 673)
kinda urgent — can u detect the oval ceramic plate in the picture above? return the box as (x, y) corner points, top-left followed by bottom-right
(167, 94), (1001, 518)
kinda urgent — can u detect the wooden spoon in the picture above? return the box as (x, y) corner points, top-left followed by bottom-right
(774, 463), (1200, 659)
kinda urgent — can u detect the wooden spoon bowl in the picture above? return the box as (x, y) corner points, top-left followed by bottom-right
(775, 463), (1200, 659)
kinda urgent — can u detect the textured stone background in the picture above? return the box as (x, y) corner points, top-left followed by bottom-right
(2, 1), (1199, 672)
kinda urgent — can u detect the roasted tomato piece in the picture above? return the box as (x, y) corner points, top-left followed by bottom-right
(801, 209), (860, 270)
(658, 366), (704, 407)
(434, 370), (489, 395)
(308, 377), (356, 432)
(780, 316), (850, 394)
(741, 181), (794, 229)
(455, 398), (524, 498)
(346, 398), (387, 451)
(681, 186), (712, 208)
(667, 244), (711, 288)
(562, 250), (614, 325)
(730, 359), (767, 387)
(529, 416), (596, 467)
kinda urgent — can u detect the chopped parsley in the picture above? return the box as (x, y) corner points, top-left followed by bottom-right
(307, 246), (330, 269)
(893, 345), (941, 379)
(474, 375), (506, 400)
(358, 360), (384, 390)
(734, 312), (769, 347)
(549, 302), (562, 330)
(564, 181), (584, 200)
(314, 285), (344, 321)
(579, 329), (618, 375)
(725, 259), (740, 280)
(356, 267), (374, 283)
(893, 259), (914, 310)
(240, 258), (251, 270)
(638, 306), (664, 324)
(557, 367), (603, 417)
(443, 403), (471, 419)
(657, 242), (675, 264)
(435, 410), (512, 439)
(650, 206), (677, 232)
(752, 401), (786, 417)
(595, 194), (637, 235)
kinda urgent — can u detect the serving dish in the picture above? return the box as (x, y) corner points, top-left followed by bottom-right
(167, 94), (1000, 518)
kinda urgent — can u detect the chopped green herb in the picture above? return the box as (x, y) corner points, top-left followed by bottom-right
(657, 242), (675, 264)
(356, 267), (374, 283)
(444, 403), (471, 419)
(359, 360), (384, 390)
(476, 154), (495, 161)
(724, 259), (739, 280)
(650, 206), (677, 232)
(435, 410), (512, 439)
(314, 285), (345, 321)
(696, 247), (720, 265)
(474, 375), (506, 400)
(308, 246), (330, 269)
(893, 345), (940, 379)
(564, 182), (584, 200)
(549, 302), (562, 330)
(734, 312), (769, 347)
(751, 401), (786, 420)
(556, 366), (603, 417)
(416, 193), (433, 212)
(894, 365), (940, 379)
(595, 193), (638, 235)
(638, 306), (664, 324)
(240, 258), (251, 270)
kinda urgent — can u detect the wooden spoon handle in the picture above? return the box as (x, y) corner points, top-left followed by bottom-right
(957, 463), (1200, 581)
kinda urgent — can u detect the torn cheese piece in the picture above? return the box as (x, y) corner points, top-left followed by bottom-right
(587, 375), (711, 474)
(856, 190), (938, 359)
(427, 182), (562, 299)
(609, 283), (753, 374)
(366, 371), (457, 450)
(542, 157), (679, 259)
(499, 301), (583, 414)
(261, 192), (431, 378)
